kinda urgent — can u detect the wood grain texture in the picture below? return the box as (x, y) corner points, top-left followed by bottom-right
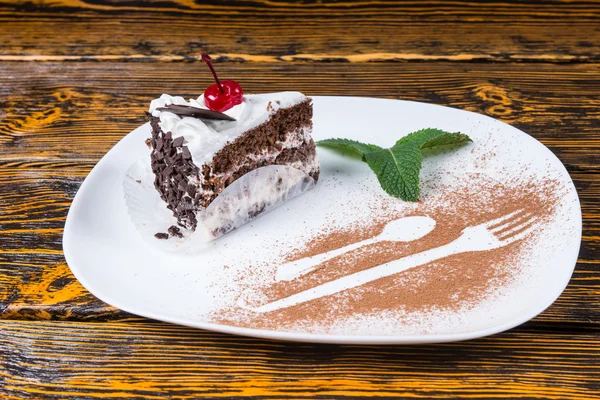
(1, 61), (599, 327)
(1, 0), (600, 62)
(0, 320), (599, 399)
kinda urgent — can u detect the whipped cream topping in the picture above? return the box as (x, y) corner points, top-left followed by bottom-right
(148, 92), (308, 168)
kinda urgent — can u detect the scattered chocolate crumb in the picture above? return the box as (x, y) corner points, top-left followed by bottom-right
(154, 232), (169, 240)
(168, 225), (184, 238)
(145, 138), (152, 148)
(136, 179), (142, 184)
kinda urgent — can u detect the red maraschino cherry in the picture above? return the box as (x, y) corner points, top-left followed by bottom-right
(201, 52), (243, 113)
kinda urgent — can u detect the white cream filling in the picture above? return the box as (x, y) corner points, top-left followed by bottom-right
(219, 126), (318, 184)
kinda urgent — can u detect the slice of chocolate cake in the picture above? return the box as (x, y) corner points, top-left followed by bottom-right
(147, 92), (319, 232)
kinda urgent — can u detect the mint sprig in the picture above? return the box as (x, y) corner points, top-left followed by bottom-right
(317, 128), (472, 201)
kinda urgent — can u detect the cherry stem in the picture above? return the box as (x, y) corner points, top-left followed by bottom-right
(201, 52), (224, 94)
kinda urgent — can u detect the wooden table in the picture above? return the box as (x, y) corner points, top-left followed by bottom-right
(1, 1), (599, 398)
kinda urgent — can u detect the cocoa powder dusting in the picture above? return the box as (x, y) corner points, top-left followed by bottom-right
(214, 175), (565, 332)
(284, 219), (389, 263)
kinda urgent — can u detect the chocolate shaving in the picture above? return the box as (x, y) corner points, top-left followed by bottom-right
(168, 225), (184, 238)
(154, 232), (169, 240)
(156, 104), (236, 121)
(172, 136), (184, 147)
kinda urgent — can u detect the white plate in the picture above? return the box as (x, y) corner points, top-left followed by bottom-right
(63, 96), (581, 344)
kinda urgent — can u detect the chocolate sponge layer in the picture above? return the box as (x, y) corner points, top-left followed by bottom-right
(148, 99), (318, 231)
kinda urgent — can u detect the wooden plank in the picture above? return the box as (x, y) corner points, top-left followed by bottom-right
(0, 320), (598, 399)
(1, 0), (600, 62)
(1, 61), (600, 159)
(0, 61), (598, 327)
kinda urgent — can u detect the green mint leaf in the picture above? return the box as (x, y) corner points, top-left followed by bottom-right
(420, 132), (473, 150)
(317, 138), (383, 160)
(318, 129), (472, 202)
(364, 146), (422, 201)
(394, 128), (472, 150)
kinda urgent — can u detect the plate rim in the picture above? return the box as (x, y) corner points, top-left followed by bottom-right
(63, 95), (583, 344)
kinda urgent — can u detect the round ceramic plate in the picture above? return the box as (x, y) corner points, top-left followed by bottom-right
(63, 96), (581, 344)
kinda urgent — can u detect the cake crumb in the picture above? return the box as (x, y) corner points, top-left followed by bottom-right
(168, 225), (184, 238)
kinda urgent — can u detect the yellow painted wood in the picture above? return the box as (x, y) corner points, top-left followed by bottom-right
(0, 320), (599, 399)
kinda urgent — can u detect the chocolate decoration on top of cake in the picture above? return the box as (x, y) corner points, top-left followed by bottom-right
(156, 104), (236, 121)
